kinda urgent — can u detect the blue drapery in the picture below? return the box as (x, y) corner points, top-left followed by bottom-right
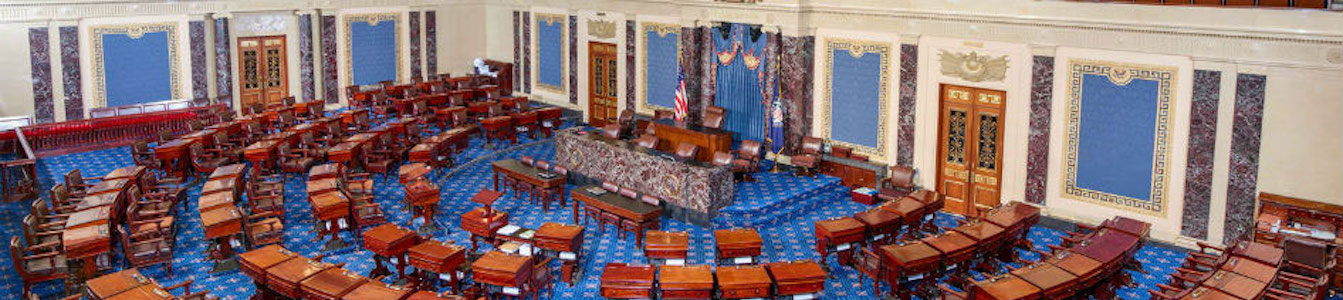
(713, 23), (767, 143)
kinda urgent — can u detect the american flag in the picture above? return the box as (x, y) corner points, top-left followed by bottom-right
(673, 68), (688, 121)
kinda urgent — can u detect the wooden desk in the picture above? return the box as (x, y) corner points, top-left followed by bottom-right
(879, 241), (941, 297)
(1179, 286), (1241, 300)
(644, 230), (690, 263)
(491, 159), (567, 210)
(715, 228), (763, 264)
(239, 245), (298, 285)
(399, 163), (432, 184)
(87, 178), (130, 196)
(984, 202), (1041, 240)
(197, 192), (235, 213)
(600, 264), (656, 299)
(209, 163), (247, 180)
(104, 166), (146, 181)
(201, 205), (243, 260)
(659, 265), (715, 299)
(854, 208), (901, 244)
(1229, 241), (1284, 267)
(202, 177), (239, 198)
(153, 138), (194, 179)
(86, 268), (152, 299)
(922, 231), (978, 270)
(309, 190), (351, 221)
(66, 205), (112, 230)
(266, 258), (336, 299)
(472, 251), (533, 296)
(407, 240), (466, 293)
(105, 284), (173, 300)
(535, 222), (585, 284)
(971, 275), (1042, 300)
(310, 163), (343, 181)
(76, 192), (119, 211)
(244, 139), (282, 168)
(650, 119), (731, 162)
(63, 224), (111, 276)
(403, 179), (441, 231)
(1044, 251), (1103, 289)
(1011, 263), (1077, 299)
(461, 206), (509, 252)
(954, 221), (1009, 257)
(820, 155), (886, 188)
(765, 261), (827, 297)
(362, 224), (420, 279)
(300, 268), (369, 300)
(1200, 270), (1267, 300)
(814, 217), (866, 266)
(1253, 192), (1341, 290)
(571, 185), (662, 246)
(1219, 256), (1277, 283)
(717, 265), (772, 299)
(1071, 229), (1140, 265)
(341, 282), (413, 300)
(405, 291), (468, 300)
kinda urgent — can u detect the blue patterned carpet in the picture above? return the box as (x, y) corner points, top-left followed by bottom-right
(5, 125), (1338, 300)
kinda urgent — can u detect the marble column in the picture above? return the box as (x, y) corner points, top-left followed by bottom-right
(523, 12), (531, 94)
(1180, 70), (1222, 239)
(60, 26), (83, 121)
(28, 28), (53, 123)
(426, 11), (438, 77)
(1222, 73), (1266, 244)
(298, 15), (316, 101)
(896, 44), (918, 166)
(626, 20), (636, 111)
(189, 21), (208, 102)
(513, 11), (520, 92)
(322, 15), (338, 104)
(410, 12), (422, 82)
(780, 35), (813, 155)
(1025, 56), (1055, 205)
(568, 15), (578, 105)
(214, 17), (233, 102)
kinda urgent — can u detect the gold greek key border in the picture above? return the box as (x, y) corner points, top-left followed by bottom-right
(342, 12), (403, 88)
(1060, 58), (1177, 217)
(640, 22), (681, 113)
(821, 37), (891, 160)
(535, 13), (566, 94)
(89, 22), (182, 108)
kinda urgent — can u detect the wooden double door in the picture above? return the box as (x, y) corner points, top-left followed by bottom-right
(588, 42), (619, 127)
(238, 36), (289, 110)
(936, 84), (1006, 218)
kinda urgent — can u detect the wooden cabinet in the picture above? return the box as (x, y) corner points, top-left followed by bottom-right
(819, 155), (886, 188)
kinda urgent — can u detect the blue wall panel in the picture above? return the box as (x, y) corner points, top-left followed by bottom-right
(103, 32), (172, 106)
(645, 31), (679, 109)
(829, 49), (883, 148)
(538, 20), (564, 89)
(351, 21), (396, 86)
(1074, 74), (1160, 201)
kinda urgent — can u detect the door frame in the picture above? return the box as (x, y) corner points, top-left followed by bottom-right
(236, 35), (290, 110)
(587, 41), (619, 127)
(935, 84), (1006, 217)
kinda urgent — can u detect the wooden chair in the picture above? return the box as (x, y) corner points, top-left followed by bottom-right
(156, 129), (175, 145)
(246, 211), (285, 248)
(10, 237), (68, 295)
(733, 140), (763, 181)
(210, 132), (245, 161)
(63, 169), (100, 197)
(600, 124), (622, 140)
(855, 248), (885, 296)
(318, 121), (346, 147)
(128, 185), (178, 224)
(514, 111), (539, 139)
(247, 177), (286, 222)
(244, 121), (267, 144)
(44, 185), (80, 212)
(633, 135), (659, 149)
(790, 137), (824, 176)
(350, 195), (387, 239)
(674, 142), (699, 161)
(530, 257), (555, 299)
(21, 215), (62, 248)
(278, 144), (317, 179)
(881, 165), (917, 198)
(164, 280), (218, 300)
(131, 141), (163, 170)
(127, 197), (175, 239)
(189, 143), (230, 179)
(29, 198), (70, 226)
(361, 143), (396, 179)
(117, 226), (174, 276)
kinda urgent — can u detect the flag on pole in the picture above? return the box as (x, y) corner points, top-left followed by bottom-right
(673, 67), (688, 122)
(769, 74), (785, 153)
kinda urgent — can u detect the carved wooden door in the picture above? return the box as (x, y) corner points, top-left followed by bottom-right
(588, 42), (619, 127)
(936, 84), (1005, 218)
(238, 36), (289, 110)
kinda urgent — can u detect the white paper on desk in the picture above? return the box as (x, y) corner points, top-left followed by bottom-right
(502, 287), (521, 295)
(559, 252), (577, 260)
(439, 273), (454, 281)
(666, 259), (686, 266)
(230, 238), (243, 248)
(733, 257), (753, 264)
(458, 271), (465, 278)
(337, 219), (348, 229)
(873, 234), (887, 241)
(390, 257), (399, 264)
(519, 230), (535, 239)
(908, 274), (925, 281)
(520, 245), (534, 256)
(1311, 230), (1337, 240)
(836, 243), (851, 251)
(795, 293), (816, 300)
(497, 225), (521, 235)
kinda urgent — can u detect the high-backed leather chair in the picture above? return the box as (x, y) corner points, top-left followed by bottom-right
(791, 137), (824, 176)
(675, 142), (699, 161)
(601, 124), (622, 140)
(654, 109), (676, 121)
(881, 165), (917, 198)
(634, 135), (659, 149)
(618, 109), (637, 132)
(701, 106), (725, 129)
(1283, 236), (1337, 273)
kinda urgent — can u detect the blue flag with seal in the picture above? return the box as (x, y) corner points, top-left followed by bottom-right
(768, 73), (785, 153)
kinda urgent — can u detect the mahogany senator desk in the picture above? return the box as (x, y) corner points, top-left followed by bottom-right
(649, 119), (731, 162)
(571, 185), (662, 245)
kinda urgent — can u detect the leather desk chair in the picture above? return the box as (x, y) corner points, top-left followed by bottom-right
(734, 140), (763, 180)
(701, 106), (725, 129)
(790, 137), (824, 176)
(675, 142), (699, 161)
(618, 109), (637, 133)
(634, 135), (659, 149)
(601, 124), (623, 140)
(881, 165), (917, 199)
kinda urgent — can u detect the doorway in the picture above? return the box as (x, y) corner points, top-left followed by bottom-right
(587, 42), (619, 126)
(238, 35), (289, 110)
(936, 84), (1006, 218)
